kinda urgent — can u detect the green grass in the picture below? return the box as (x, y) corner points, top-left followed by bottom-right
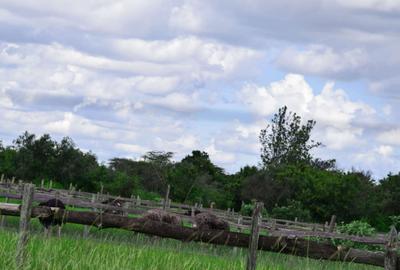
(0, 218), (381, 270)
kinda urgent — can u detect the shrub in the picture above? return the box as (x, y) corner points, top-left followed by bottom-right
(271, 200), (311, 222)
(240, 201), (268, 217)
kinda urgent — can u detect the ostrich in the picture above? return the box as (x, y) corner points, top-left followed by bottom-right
(38, 198), (66, 237)
(101, 198), (124, 215)
(143, 209), (182, 226)
(189, 211), (230, 231)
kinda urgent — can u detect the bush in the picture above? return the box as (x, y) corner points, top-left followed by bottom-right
(337, 220), (376, 237)
(240, 201), (268, 217)
(334, 220), (380, 251)
(271, 200), (311, 221)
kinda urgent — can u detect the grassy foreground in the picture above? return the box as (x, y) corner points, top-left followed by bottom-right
(0, 227), (380, 270)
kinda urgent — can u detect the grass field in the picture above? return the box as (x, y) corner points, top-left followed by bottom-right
(0, 215), (381, 270)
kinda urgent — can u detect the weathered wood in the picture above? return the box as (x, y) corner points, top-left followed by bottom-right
(269, 229), (387, 245)
(329, 215), (337, 232)
(0, 196), (9, 228)
(0, 174), (4, 183)
(15, 184), (35, 269)
(163, 185), (170, 210)
(384, 226), (397, 270)
(247, 202), (263, 270)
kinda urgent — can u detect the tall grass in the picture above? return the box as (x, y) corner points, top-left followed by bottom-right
(0, 226), (380, 270)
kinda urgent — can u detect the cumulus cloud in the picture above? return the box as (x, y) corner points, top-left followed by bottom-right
(239, 74), (375, 150)
(276, 45), (367, 79)
(0, 0), (399, 177)
(377, 129), (400, 146)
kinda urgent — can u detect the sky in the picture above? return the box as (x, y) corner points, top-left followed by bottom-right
(0, 0), (400, 179)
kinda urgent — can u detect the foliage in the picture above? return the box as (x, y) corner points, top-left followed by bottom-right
(240, 202), (268, 217)
(338, 220), (376, 237)
(259, 106), (328, 168)
(334, 220), (380, 251)
(271, 200), (311, 222)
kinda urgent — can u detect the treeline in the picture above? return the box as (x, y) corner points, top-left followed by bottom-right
(0, 106), (398, 231)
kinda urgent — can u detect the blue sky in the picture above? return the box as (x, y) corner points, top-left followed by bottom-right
(0, 1), (400, 179)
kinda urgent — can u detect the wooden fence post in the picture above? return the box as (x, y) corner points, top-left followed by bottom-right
(0, 174), (4, 183)
(163, 185), (170, 210)
(246, 202), (263, 270)
(384, 226), (397, 270)
(136, 195), (141, 206)
(15, 184), (35, 269)
(210, 202), (215, 209)
(238, 215), (243, 232)
(329, 215), (336, 232)
(83, 194), (96, 238)
(0, 196), (9, 228)
(123, 202), (130, 217)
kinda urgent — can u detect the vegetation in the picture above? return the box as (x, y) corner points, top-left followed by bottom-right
(0, 225), (379, 270)
(0, 106), (397, 230)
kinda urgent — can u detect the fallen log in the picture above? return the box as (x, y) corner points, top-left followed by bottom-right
(0, 202), (386, 268)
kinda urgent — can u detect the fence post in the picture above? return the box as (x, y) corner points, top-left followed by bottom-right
(246, 202), (263, 270)
(210, 202), (215, 209)
(15, 184), (35, 269)
(136, 195), (141, 206)
(83, 194), (96, 238)
(163, 185), (170, 210)
(0, 196), (9, 228)
(123, 202), (130, 217)
(238, 215), (243, 232)
(329, 215), (336, 232)
(384, 226), (397, 270)
(0, 174), (4, 183)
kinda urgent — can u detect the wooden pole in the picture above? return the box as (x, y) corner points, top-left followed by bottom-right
(0, 174), (4, 183)
(384, 226), (397, 270)
(238, 215), (243, 232)
(329, 215), (336, 232)
(210, 202), (215, 209)
(83, 194), (96, 238)
(0, 196), (9, 228)
(123, 202), (130, 217)
(163, 185), (170, 210)
(15, 184), (35, 269)
(246, 202), (263, 270)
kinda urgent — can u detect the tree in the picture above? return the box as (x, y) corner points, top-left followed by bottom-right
(259, 106), (328, 168)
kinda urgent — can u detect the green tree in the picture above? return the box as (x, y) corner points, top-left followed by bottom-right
(259, 106), (330, 168)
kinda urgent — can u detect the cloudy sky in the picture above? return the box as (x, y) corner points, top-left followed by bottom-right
(0, 0), (399, 178)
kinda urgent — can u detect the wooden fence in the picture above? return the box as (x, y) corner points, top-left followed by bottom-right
(0, 178), (336, 234)
(0, 178), (398, 269)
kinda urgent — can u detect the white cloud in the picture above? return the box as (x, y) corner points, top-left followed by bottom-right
(376, 145), (394, 157)
(205, 142), (236, 165)
(239, 74), (375, 150)
(276, 45), (367, 79)
(169, 3), (203, 32)
(115, 143), (149, 155)
(336, 0), (400, 12)
(148, 92), (201, 112)
(377, 129), (400, 146)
